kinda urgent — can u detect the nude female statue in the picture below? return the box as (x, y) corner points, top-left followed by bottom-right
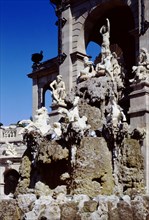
(100, 18), (110, 57)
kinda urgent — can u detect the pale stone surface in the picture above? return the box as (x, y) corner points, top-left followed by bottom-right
(106, 94), (126, 127)
(24, 196), (59, 220)
(131, 195), (149, 220)
(0, 126), (23, 143)
(58, 96), (80, 122)
(2, 142), (17, 156)
(73, 194), (90, 211)
(1, 194), (149, 219)
(35, 181), (52, 196)
(19, 107), (51, 136)
(96, 53), (114, 80)
(100, 18), (110, 57)
(17, 193), (36, 213)
(50, 75), (66, 105)
(130, 48), (149, 82)
(79, 56), (96, 81)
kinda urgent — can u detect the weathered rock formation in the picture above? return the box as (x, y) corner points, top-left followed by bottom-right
(13, 72), (145, 200)
(69, 137), (114, 197)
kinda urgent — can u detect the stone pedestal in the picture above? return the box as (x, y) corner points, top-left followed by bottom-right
(49, 110), (61, 125)
(129, 81), (149, 194)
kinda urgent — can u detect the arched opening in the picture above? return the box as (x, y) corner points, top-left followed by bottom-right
(43, 84), (53, 112)
(86, 41), (101, 62)
(4, 169), (20, 195)
(84, 2), (136, 74)
(44, 89), (52, 112)
(84, 2), (136, 119)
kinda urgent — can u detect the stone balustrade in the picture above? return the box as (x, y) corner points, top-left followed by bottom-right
(0, 126), (23, 143)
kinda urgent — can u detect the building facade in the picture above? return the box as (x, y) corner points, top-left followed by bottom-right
(0, 126), (26, 196)
(28, 0), (149, 193)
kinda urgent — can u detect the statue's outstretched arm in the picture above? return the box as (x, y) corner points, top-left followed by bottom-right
(106, 18), (110, 33)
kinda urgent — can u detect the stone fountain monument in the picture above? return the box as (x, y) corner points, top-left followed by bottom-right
(1, 0), (149, 219)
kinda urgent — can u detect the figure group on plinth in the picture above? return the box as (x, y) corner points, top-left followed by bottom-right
(50, 75), (66, 106)
(130, 47), (149, 83)
(49, 17), (149, 109)
(79, 18), (112, 81)
(78, 18), (125, 101)
(49, 18), (149, 132)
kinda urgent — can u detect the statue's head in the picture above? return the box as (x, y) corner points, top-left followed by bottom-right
(57, 75), (62, 82)
(141, 48), (148, 54)
(139, 48), (148, 62)
(83, 56), (89, 63)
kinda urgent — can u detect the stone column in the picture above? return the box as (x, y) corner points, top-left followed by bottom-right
(38, 86), (43, 108)
(59, 6), (72, 92)
(129, 81), (149, 194)
(70, 51), (87, 84)
(139, 0), (149, 50)
(32, 78), (39, 121)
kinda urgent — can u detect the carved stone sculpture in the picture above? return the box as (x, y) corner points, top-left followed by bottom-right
(100, 18), (110, 58)
(19, 107), (51, 136)
(2, 142), (17, 156)
(130, 48), (149, 82)
(46, 122), (62, 139)
(95, 53), (114, 80)
(58, 96), (90, 143)
(50, 75), (66, 105)
(58, 96), (80, 122)
(111, 52), (125, 99)
(106, 94), (126, 128)
(79, 56), (96, 81)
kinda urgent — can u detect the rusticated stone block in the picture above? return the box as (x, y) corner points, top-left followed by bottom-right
(60, 202), (78, 220)
(117, 201), (133, 220)
(83, 200), (98, 212)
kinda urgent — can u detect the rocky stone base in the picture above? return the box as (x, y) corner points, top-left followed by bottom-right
(0, 194), (149, 220)
(0, 199), (20, 220)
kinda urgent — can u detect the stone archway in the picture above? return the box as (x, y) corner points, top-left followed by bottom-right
(42, 83), (53, 110)
(28, 57), (59, 120)
(4, 169), (20, 195)
(67, 0), (137, 88)
(83, 2), (136, 72)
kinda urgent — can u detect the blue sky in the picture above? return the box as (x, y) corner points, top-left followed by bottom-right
(0, 0), (99, 126)
(0, 0), (58, 125)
